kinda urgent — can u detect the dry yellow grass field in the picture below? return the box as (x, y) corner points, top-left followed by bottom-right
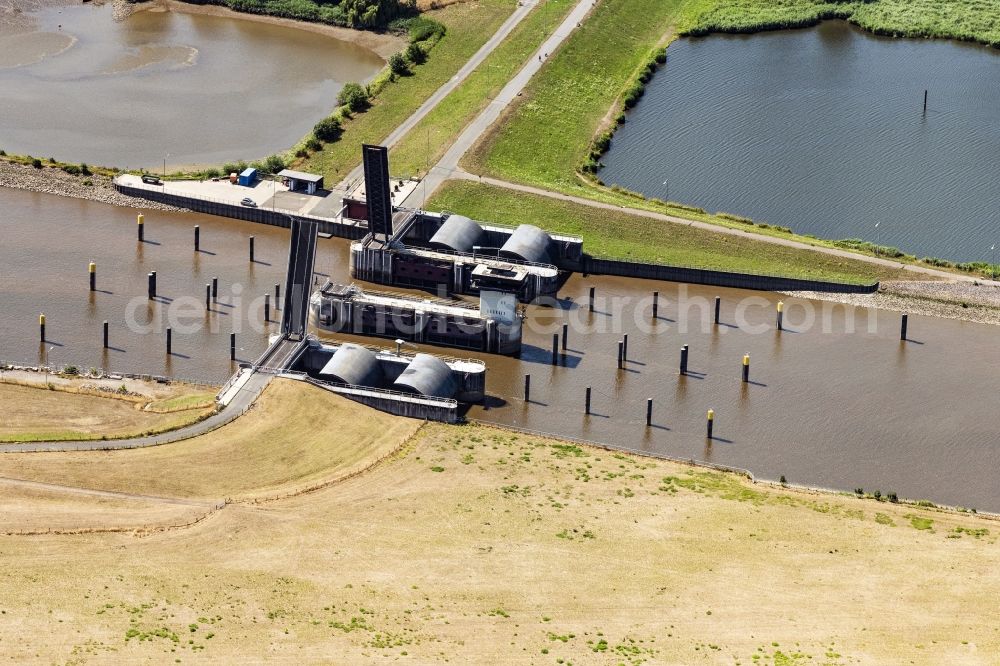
(0, 482), (210, 534)
(0, 381), (216, 443)
(0, 380), (420, 500)
(0, 381), (996, 664)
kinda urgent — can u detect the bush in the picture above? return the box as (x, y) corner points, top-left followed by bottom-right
(80, 162), (92, 176)
(337, 82), (369, 113)
(205, 167), (221, 179)
(61, 164), (81, 175)
(389, 52), (409, 76)
(406, 42), (426, 65)
(623, 81), (645, 109)
(394, 15), (446, 43)
(63, 365), (79, 376)
(264, 154), (286, 173)
(31, 158), (42, 169)
(313, 115), (343, 142)
(306, 138), (323, 152)
(295, 148), (309, 158)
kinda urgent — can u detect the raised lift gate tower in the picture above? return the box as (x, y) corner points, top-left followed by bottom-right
(281, 218), (319, 341)
(362, 144), (394, 241)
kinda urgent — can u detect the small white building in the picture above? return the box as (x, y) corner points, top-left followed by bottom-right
(277, 169), (324, 195)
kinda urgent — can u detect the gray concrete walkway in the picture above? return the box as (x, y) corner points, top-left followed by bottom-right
(336, 0), (541, 191)
(0, 371), (272, 453)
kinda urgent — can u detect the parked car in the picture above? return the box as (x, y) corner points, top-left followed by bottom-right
(141, 174), (162, 185)
(240, 198), (257, 208)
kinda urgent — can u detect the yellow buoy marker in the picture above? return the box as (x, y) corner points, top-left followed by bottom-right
(89, 261), (96, 291)
(742, 353), (750, 383)
(137, 213), (145, 241)
(707, 408), (715, 439)
(776, 300), (784, 331)
(39, 313), (46, 342)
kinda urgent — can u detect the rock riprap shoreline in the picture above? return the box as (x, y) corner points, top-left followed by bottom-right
(0, 159), (184, 211)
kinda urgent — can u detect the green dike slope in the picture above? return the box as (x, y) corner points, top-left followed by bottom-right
(427, 180), (915, 284)
(459, 0), (998, 279)
(297, 0), (518, 183)
(389, 0), (578, 177)
(465, 0), (698, 192)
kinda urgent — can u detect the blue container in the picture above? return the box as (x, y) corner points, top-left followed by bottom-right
(237, 167), (257, 187)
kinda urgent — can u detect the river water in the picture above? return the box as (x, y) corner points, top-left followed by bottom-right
(2, 188), (998, 510)
(600, 21), (1000, 263)
(0, 2), (384, 168)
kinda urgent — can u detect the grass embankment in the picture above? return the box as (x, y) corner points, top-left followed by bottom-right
(465, 0), (1000, 278)
(388, 0), (578, 176)
(429, 181), (914, 283)
(0, 379), (419, 500)
(294, 0), (518, 183)
(0, 383), (216, 444)
(0, 383), (996, 661)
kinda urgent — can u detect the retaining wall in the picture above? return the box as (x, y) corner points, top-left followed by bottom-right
(584, 256), (879, 294)
(113, 183), (368, 240)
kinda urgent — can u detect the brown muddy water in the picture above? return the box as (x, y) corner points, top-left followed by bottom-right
(0, 2), (384, 167)
(2, 189), (999, 510)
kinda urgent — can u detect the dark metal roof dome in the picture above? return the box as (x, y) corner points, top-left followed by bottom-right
(392, 353), (459, 399)
(499, 224), (552, 264)
(318, 343), (384, 387)
(428, 214), (485, 253)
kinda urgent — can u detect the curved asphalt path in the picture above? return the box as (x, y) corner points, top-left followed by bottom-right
(0, 372), (272, 453)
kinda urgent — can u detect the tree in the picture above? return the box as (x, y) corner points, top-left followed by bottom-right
(313, 116), (343, 142)
(337, 82), (369, 113)
(389, 52), (409, 76)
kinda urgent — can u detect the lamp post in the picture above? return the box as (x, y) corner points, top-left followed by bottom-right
(874, 222), (880, 257)
(991, 244), (996, 281)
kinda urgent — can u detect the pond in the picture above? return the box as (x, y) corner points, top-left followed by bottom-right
(0, 2), (385, 169)
(599, 21), (1000, 263)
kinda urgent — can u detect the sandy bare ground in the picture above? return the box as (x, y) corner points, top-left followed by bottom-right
(0, 380), (996, 663)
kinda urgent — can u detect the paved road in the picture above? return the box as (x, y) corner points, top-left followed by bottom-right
(400, 0), (595, 209)
(0, 371), (272, 453)
(336, 0), (541, 191)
